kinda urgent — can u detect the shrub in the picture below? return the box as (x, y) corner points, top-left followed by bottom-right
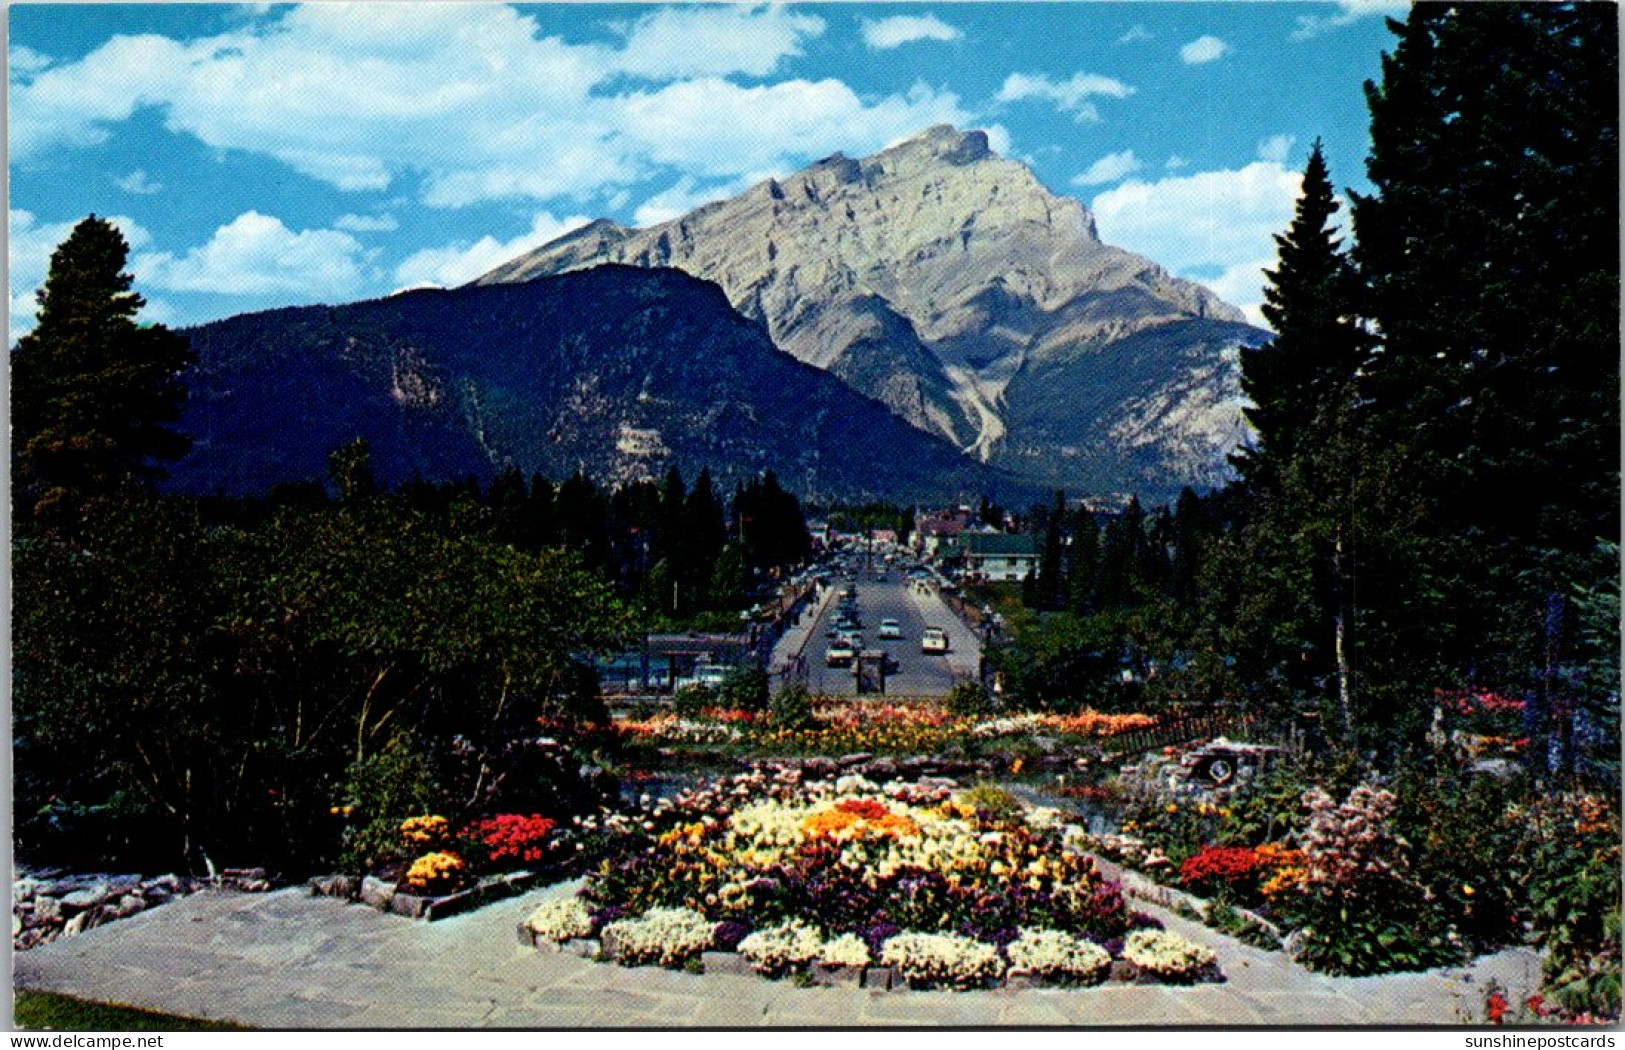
(1005, 928), (1111, 984)
(339, 737), (445, 874)
(1123, 929), (1217, 982)
(672, 684), (715, 719)
(769, 682), (815, 730)
(400, 815), (451, 850)
(401, 851), (466, 895)
(881, 931), (1006, 989)
(526, 896), (595, 943)
(944, 679), (991, 718)
(956, 783), (1023, 824)
(718, 665), (770, 712)
(737, 919), (825, 975)
(602, 907), (717, 967)
(1279, 783), (1463, 976)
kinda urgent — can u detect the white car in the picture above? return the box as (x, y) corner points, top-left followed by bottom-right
(921, 627), (949, 654)
(878, 619), (903, 640)
(826, 640), (858, 667)
(673, 664), (729, 691)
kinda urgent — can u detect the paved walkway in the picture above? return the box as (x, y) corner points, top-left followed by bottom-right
(13, 880), (1541, 1028)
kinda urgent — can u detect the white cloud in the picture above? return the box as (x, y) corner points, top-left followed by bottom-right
(1091, 162), (1303, 326)
(1292, 1), (1410, 41)
(862, 14), (963, 50)
(9, 210), (153, 333)
(334, 213), (400, 233)
(114, 169), (163, 194)
(1165, 155), (1189, 170)
(393, 211), (591, 289)
(996, 72), (1135, 124)
(1180, 35), (1231, 65)
(1071, 149), (1143, 187)
(615, 6), (825, 79)
(9, 5), (965, 213)
(1257, 134), (1297, 164)
(135, 211), (369, 296)
(1117, 25), (1152, 44)
(619, 78), (973, 178)
(632, 177), (742, 227)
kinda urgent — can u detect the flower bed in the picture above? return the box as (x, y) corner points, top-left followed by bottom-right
(524, 767), (1221, 989)
(616, 703), (1161, 757)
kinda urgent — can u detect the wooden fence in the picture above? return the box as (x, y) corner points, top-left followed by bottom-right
(1104, 708), (1262, 755)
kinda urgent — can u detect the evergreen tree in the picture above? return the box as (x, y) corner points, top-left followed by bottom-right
(1352, 2), (1618, 730)
(1234, 140), (1370, 489)
(12, 216), (194, 520)
(1354, 3), (1618, 566)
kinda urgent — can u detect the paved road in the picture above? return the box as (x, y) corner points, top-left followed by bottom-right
(801, 571), (981, 698)
(12, 880), (1542, 1028)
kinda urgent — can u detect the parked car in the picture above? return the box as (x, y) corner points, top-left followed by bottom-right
(673, 664), (730, 691)
(826, 640), (857, 667)
(878, 619), (903, 640)
(921, 627), (949, 654)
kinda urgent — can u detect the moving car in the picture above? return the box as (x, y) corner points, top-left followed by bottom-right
(826, 640), (857, 667)
(878, 619), (903, 640)
(921, 627), (949, 654)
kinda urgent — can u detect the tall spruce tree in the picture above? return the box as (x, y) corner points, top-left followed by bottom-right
(1234, 140), (1369, 489)
(1352, 2), (1618, 734)
(12, 216), (194, 520)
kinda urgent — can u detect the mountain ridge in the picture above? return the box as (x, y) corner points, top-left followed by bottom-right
(166, 264), (1031, 504)
(477, 125), (1266, 498)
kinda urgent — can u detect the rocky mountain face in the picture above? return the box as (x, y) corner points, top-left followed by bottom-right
(479, 125), (1268, 499)
(167, 265), (1025, 503)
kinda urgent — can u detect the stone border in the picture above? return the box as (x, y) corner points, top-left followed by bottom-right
(310, 869), (543, 921)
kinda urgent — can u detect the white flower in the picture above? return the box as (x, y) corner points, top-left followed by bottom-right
(881, 931), (1005, 989)
(737, 919), (825, 973)
(1006, 928), (1111, 983)
(525, 896), (594, 943)
(821, 933), (871, 968)
(603, 907), (716, 967)
(1123, 929), (1217, 980)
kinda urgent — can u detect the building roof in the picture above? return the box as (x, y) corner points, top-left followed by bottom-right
(964, 533), (1039, 557)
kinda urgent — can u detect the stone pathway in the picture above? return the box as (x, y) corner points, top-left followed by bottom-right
(13, 879), (1542, 1028)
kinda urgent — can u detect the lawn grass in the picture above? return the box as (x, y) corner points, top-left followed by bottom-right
(13, 990), (249, 1031)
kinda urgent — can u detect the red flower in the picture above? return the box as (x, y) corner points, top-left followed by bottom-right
(1179, 846), (1268, 889)
(836, 798), (892, 820)
(471, 813), (556, 866)
(1487, 992), (1509, 1024)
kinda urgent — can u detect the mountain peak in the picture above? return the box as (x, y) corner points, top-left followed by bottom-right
(475, 126), (1261, 498)
(883, 124), (995, 167)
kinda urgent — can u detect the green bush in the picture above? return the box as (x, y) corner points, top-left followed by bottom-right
(769, 682), (815, 730)
(672, 683), (716, 718)
(957, 783), (1023, 823)
(338, 735), (445, 875)
(944, 679), (991, 718)
(718, 665), (770, 712)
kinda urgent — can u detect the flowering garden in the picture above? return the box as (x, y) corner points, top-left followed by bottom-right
(330, 692), (1618, 1021)
(521, 768), (1219, 989)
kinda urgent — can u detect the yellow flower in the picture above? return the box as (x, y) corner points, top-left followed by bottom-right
(1165, 803), (1179, 814)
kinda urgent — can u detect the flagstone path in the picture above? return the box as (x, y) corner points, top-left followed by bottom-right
(13, 879), (1541, 1028)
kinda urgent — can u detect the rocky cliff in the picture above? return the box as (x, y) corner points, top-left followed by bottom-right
(479, 125), (1267, 499)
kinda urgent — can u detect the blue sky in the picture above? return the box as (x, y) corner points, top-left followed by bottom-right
(9, 2), (1406, 335)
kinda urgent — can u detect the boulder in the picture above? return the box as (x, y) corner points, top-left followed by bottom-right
(61, 910), (98, 937)
(60, 885), (111, 912)
(359, 876), (395, 910)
